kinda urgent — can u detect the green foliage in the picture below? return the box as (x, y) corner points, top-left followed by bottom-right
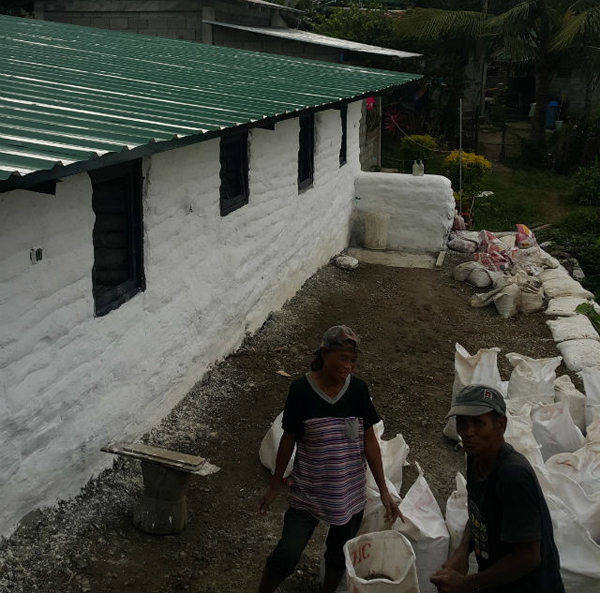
(398, 135), (438, 164)
(312, 2), (397, 48)
(573, 161), (600, 206)
(551, 117), (600, 174)
(443, 151), (491, 194)
(575, 302), (600, 334)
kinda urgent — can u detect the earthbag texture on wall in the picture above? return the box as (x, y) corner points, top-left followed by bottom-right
(344, 531), (419, 593)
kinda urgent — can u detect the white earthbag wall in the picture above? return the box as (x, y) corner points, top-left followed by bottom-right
(0, 102), (361, 537)
(352, 172), (455, 253)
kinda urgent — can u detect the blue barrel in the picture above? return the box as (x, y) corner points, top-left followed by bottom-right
(545, 101), (560, 129)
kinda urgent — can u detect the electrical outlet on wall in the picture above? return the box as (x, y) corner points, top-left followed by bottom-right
(30, 248), (43, 264)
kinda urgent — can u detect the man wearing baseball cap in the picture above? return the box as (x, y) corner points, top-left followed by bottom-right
(430, 384), (564, 593)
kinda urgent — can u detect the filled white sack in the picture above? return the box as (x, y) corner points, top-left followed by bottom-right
(539, 267), (572, 283)
(546, 492), (600, 578)
(258, 411), (296, 478)
(543, 277), (595, 300)
(506, 353), (562, 405)
(453, 261), (493, 288)
(531, 401), (584, 461)
(360, 475), (403, 536)
(444, 344), (502, 442)
(547, 315), (600, 343)
(395, 464), (450, 593)
(545, 297), (592, 317)
(586, 408), (600, 444)
(546, 443), (600, 542)
(367, 424), (409, 495)
(559, 340), (600, 372)
(445, 472), (468, 557)
(505, 404), (545, 469)
(554, 375), (587, 433)
(344, 531), (419, 593)
(580, 367), (600, 426)
(494, 283), (521, 318)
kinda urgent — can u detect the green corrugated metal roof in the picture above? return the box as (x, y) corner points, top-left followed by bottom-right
(0, 14), (420, 185)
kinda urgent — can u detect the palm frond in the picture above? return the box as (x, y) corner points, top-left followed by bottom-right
(393, 8), (485, 40)
(486, 1), (532, 31)
(552, 6), (600, 52)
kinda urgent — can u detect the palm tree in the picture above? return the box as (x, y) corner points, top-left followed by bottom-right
(394, 1), (600, 148)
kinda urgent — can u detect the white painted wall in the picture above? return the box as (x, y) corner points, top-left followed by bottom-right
(0, 102), (361, 537)
(352, 172), (455, 253)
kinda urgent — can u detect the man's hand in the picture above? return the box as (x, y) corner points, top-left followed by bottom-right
(430, 567), (469, 593)
(258, 482), (279, 514)
(381, 490), (404, 523)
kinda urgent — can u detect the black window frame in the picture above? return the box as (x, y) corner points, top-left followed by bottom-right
(339, 105), (348, 167)
(219, 132), (249, 216)
(298, 114), (315, 190)
(90, 161), (145, 317)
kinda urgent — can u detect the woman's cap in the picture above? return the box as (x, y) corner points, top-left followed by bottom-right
(446, 384), (506, 418)
(318, 325), (361, 353)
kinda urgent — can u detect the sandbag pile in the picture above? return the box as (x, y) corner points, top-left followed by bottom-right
(451, 224), (598, 323)
(441, 342), (600, 579)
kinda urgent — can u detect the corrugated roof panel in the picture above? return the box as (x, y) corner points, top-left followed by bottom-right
(0, 14), (421, 184)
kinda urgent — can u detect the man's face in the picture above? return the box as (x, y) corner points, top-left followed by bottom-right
(456, 412), (506, 456)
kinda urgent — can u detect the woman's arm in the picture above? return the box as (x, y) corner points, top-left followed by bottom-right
(258, 431), (296, 514)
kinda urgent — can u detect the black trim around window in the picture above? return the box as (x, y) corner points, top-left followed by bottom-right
(339, 105), (347, 166)
(298, 114), (314, 190)
(220, 133), (249, 216)
(90, 161), (145, 317)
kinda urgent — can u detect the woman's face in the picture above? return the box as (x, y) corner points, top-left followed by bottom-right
(321, 348), (358, 382)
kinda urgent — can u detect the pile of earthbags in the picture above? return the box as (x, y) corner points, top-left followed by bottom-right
(442, 343), (600, 579)
(451, 224), (598, 321)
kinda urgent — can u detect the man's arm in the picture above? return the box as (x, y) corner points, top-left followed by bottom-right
(364, 426), (403, 522)
(258, 431), (296, 514)
(443, 523), (471, 574)
(431, 540), (540, 593)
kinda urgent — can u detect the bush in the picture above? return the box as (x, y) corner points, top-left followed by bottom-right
(443, 151), (491, 195)
(398, 135), (438, 168)
(573, 160), (600, 206)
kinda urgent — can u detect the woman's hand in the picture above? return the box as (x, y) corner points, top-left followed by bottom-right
(258, 481), (280, 514)
(381, 489), (404, 523)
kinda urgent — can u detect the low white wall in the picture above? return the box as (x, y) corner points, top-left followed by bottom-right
(351, 172), (455, 253)
(0, 102), (362, 537)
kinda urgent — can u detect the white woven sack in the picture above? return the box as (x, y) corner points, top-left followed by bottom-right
(531, 401), (584, 461)
(559, 340), (600, 372)
(505, 404), (545, 469)
(586, 408), (600, 444)
(493, 283), (521, 318)
(395, 464), (449, 593)
(546, 492), (600, 578)
(453, 261), (478, 282)
(580, 367), (600, 426)
(554, 375), (587, 433)
(367, 428), (409, 494)
(538, 267), (572, 283)
(506, 353), (562, 404)
(258, 412), (295, 478)
(545, 297), (591, 317)
(547, 316), (600, 343)
(444, 344), (502, 442)
(445, 473), (468, 557)
(546, 443), (600, 541)
(543, 277), (594, 300)
(519, 286), (544, 314)
(344, 531), (419, 593)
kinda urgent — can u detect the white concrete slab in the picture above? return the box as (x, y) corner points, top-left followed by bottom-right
(346, 248), (437, 269)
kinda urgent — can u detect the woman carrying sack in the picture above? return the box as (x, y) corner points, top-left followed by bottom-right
(257, 325), (403, 593)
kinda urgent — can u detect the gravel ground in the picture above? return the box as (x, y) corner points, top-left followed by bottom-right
(0, 252), (566, 593)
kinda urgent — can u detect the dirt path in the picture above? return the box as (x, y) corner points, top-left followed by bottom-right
(0, 254), (563, 593)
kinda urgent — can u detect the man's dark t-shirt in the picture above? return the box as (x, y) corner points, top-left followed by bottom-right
(466, 443), (565, 593)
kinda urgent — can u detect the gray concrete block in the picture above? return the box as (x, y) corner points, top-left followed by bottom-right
(128, 17), (149, 29)
(90, 16), (111, 28)
(71, 16), (91, 26)
(155, 16), (186, 29)
(109, 17), (128, 28)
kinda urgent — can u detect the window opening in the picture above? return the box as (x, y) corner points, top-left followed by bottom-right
(220, 133), (249, 216)
(298, 114), (314, 190)
(90, 161), (144, 317)
(339, 105), (348, 166)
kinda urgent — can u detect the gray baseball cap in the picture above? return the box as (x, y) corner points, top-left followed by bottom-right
(446, 384), (506, 418)
(318, 325), (361, 353)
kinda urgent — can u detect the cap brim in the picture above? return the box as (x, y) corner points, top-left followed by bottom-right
(446, 404), (495, 419)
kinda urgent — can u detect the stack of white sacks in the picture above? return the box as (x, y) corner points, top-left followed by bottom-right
(443, 343), (600, 584)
